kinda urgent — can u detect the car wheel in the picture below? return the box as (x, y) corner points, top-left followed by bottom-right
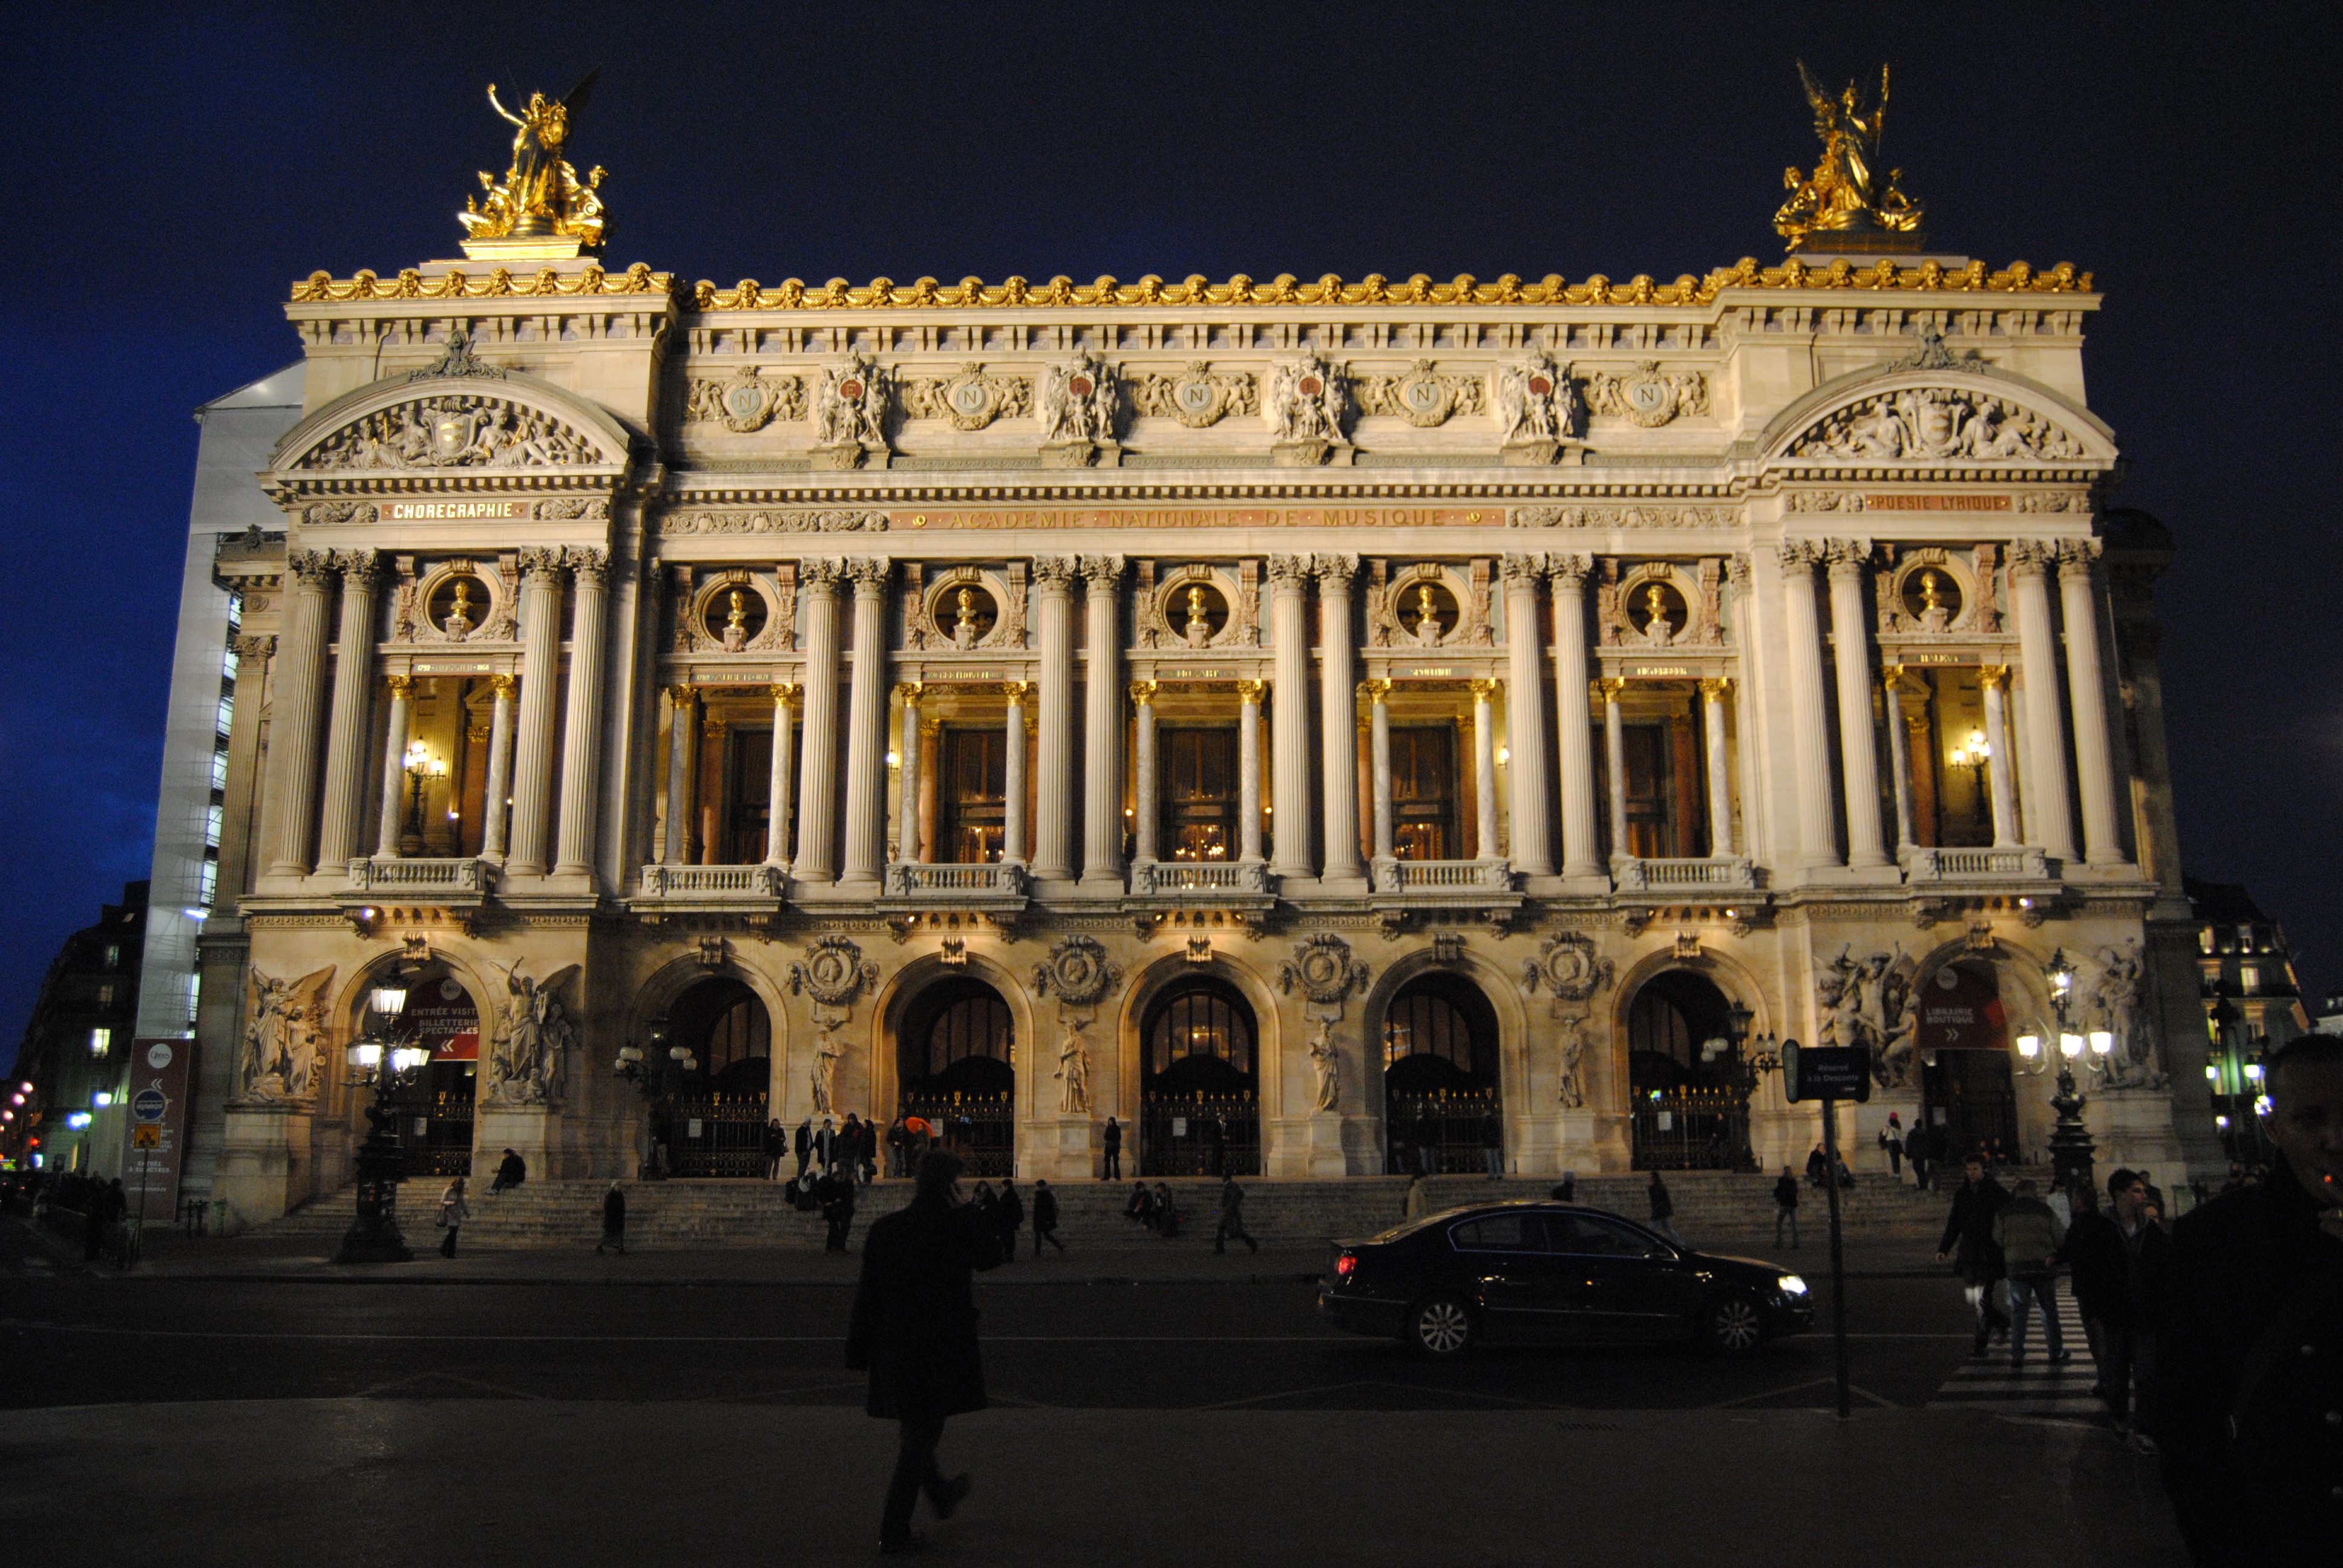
(1407, 1294), (1477, 1359)
(1700, 1292), (1765, 1356)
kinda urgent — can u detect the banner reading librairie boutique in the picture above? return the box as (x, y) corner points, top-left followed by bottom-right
(120, 1038), (194, 1220)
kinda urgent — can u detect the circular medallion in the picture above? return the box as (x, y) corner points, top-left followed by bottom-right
(1527, 374), (1553, 396)
(1628, 379), (1667, 414)
(839, 379), (865, 402)
(949, 380), (991, 417)
(1068, 375), (1095, 398)
(1297, 375), (1323, 397)
(724, 384), (768, 420)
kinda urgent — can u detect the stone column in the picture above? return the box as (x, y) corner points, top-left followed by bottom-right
(1546, 557), (1601, 879)
(1499, 555), (1555, 877)
(1130, 681), (1159, 865)
(765, 683), (796, 868)
(1599, 678), (1628, 861)
(1267, 556), (1314, 878)
(1080, 555), (1126, 890)
(1699, 676), (1735, 858)
(663, 687), (696, 865)
(1315, 555), (1363, 882)
(793, 560), (843, 883)
(839, 558), (892, 887)
(1001, 682), (1029, 864)
(480, 674), (516, 861)
(1236, 679), (1265, 865)
(1777, 543), (1842, 869)
(1825, 540), (1889, 868)
(1472, 678), (1502, 861)
(553, 548), (611, 879)
(1030, 558), (1077, 880)
(1365, 679), (1395, 863)
(1881, 670), (1916, 853)
(896, 683), (923, 863)
(504, 549), (567, 877)
(1981, 665), (2020, 848)
(2058, 543), (2127, 866)
(373, 674), (414, 860)
(261, 550), (336, 877)
(315, 550), (382, 871)
(2010, 542), (2078, 863)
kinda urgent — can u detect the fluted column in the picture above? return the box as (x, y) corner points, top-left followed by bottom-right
(261, 550), (336, 877)
(1599, 678), (1628, 861)
(504, 549), (567, 876)
(1315, 554), (1363, 881)
(663, 687), (696, 865)
(1080, 555), (1126, 889)
(839, 557), (892, 886)
(315, 550), (382, 870)
(1236, 679), (1265, 865)
(553, 548), (611, 878)
(1001, 682), (1029, 864)
(1547, 556), (1601, 879)
(1777, 543), (1842, 869)
(896, 683), (923, 863)
(1825, 541), (1889, 868)
(1030, 558), (1077, 880)
(1499, 555), (1555, 876)
(374, 675), (415, 860)
(1881, 670), (1915, 853)
(2010, 543), (2077, 863)
(1130, 682), (1159, 865)
(793, 561), (844, 882)
(1981, 665), (2020, 848)
(2057, 543), (2126, 866)
(1365, 679), (1395, 863)
(479, 674), (516, 861)
(1267, 555), (1314, 878)
(765, 684), (796, 868)
(1471, 679), (1502, 860)
(1700, 677), (1736, 858)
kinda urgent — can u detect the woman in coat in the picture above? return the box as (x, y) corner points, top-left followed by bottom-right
(437, 1177), (469, 1258)
(844, 1151), (1002, 1554)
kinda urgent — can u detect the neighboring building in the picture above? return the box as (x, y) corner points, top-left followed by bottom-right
(170, 207), (2226, 1224)
(2187, 877), (2310, 1161)
(2, 883), (148, 1172)
(2315, 993), (2343, 1036)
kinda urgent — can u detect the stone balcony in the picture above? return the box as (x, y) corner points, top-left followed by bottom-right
(628, 862), (787, 924)
(1902, 845), (2053, 883)
(1367, 857), (1522, 924)
(878, 861), (1031, 919)
(1614, 855), (1760, 894)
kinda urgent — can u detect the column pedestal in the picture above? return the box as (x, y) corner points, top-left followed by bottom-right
(1265, 1114), (1377, 1178)
(474, 1102), (575, 1184)
(215, 1104), (317, 1229)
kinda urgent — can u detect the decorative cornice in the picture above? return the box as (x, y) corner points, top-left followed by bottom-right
(292, 263), (672, 302)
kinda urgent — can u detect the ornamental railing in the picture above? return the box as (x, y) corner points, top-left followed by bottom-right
(349, 857), (485, 894)
(883, 862), (1027, 897)
(1384, 1088), (1504, 1175)
(1371, 858), (1513, 893)
(1139, 1092), (1261, 1178)
(652, 1092), (772, 1178)
(1905, 846), (2050, 881)
(1130, 860), (1271, 895)
(1615, 856), (1756, 892)
(636, 863), (784, 898)
(1630, 1086), (1754, 1172)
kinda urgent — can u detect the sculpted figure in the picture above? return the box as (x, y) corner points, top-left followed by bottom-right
(1639, 584), (1677, 647)
(1054, 1027), (1091, 1114)
(487, 962), (578, 1104)
(952, 587), (983, 650)
(457, 74), (608, 247)
(240, 966), (335, 1102)
(1915, 570), (1952, 633)
(1181, 584), (1214, 648)
(1493, 354), (1575, 445)
(1307, 1018), (1340, 1113)
(1038, 353), (1117, 445)
(1409, 583), (1445, 647)
(442, 581), (476, 641)
(814, 356), (888, 449)
(721, 588), (750, 652)
(1556, 1014), (1590, 1110)
(810, 1028), (843, 1116)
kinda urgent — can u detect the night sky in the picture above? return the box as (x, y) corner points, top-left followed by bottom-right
(2, 4), (2335, 1070)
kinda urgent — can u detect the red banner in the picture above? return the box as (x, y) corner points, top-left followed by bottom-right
(120, 1038), (194, 1221)
(405, 975), (482, 1062)
(1915, 963), (2008, 1056)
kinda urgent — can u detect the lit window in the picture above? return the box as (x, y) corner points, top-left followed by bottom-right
(221, 647), (240, 683)
(186, 972), (202, 1023)
(2198, 928), (2214, 955)
(209, 748), (229, 791)
(226, 595), (243, 630)
(103, 944), (120, 968)
(88, 1028), (111, 1059)
(2240, 965), (2260, 993)
(96, 984), (114, 1008)
(198, 862), (218, 906)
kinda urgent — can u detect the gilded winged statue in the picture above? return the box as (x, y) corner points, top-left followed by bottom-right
(1774, 62), (1924, 251)
(458, 71), (609, 247)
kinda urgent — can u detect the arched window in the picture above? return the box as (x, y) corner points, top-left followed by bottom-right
(1625, 969), (1732, 1091)
(928, 990), (1013, 1076)
(668, 978), (772, 1097)
(704, 996), (769, 1077)
(1381, 975), (1498, 1080)
(1144, 982), (1256, 1078)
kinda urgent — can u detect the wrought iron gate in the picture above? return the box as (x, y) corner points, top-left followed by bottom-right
(901, 1091), (1015, 1179)
(398, 1088), (474, 1178)
(1141, 1093), (1260, 1177)
(1630, 1086), (1751, 1171)
(660, 1093), (772, 1178)
(1384, 1089), (1503, 1174)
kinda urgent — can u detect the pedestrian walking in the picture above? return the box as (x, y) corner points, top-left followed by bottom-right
(1907, 1122), (1933, 1191)
(2158, 1033), (2343, 1563)
(858, 1116), (880, 1185)
(2063, 1166), (2170, 1448)
(818, 1163), (858, 1254)
(886, 1117), (909, 1180)
(1213, 1175), (1259, 1255)
(992, 1178), (1024, 1264)
(436, 1176), (469, 1258)
(1645, 1171), (1685, 1247)
(1936, 1154), (2012, 1354)
(1031, 1179), (1065, 1255)
(1879, 1114), (1904, 1179)
(844, 1150), (1001, 1555)
(842, 1114), (866, 1182)
(595, 1182), (626, 1255)
(795, 1117), (814, 1180)
(488, 1148), (526, 1196)
(1773, 1165), (1801, 1249)
(1990, 1178), (2069, 1367)
(1478, 1112), (1503, 1178)
(1101, 1116), (1122, 1181)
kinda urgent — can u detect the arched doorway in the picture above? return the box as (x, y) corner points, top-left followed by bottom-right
(382, 965), (478, 1177)
(898, 978), (1015, 1178)
(1915, 960), (2017, 1163)
(1625, 969), (1751, 1170)
(1381, 973), (1502, 1175)
(1139, 978), (1259, 1176)
(660, 978), (772, 1177)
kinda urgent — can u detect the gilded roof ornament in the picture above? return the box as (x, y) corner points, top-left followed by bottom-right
(1774, 62), (1926, 254)
(456, 71), (609, 259)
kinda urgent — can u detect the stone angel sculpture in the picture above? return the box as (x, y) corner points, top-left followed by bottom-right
(1038, 352), (1118, 446)
(486, 961), (580, 1105)
(240, 965), (336, 1102)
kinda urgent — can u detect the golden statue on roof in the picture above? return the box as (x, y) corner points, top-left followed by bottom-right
(457, 71), (608, 259)
(1774, 62), (1925, 254)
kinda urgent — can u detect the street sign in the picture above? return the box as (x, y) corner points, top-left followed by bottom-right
(131, 1124), (161, 1149)
(1781, 1043), (1872, 1103)
(131, 1088), (169, 1123)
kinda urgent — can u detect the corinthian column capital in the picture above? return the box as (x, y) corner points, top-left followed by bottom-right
(1078, 553), (1126, 589)
(1030, 555), (1078, 589)
(842, 556), (892, 593)
(1265, 554), (1313, 588)
(1499, 553), (1545, 584)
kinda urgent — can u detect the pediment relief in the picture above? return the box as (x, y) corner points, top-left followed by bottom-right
(1761, 359), (2114, 469)
(297, 392), (606, 472)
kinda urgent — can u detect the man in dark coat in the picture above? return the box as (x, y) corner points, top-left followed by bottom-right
(845, 1151), (1001, 1554)
(794, 1117), (814, 1180)
(1101, 1116), (1122, 1181)
(2065, 1166), (2169, 1442)
(1213, 1174), (1259, 1255)
(489, 1148), (526, 1195)
(817, 1166), (857, 1254)
(1936, 1154), (2011, 1353)
(2155, 1033), (2343, 1563)
(1030, 1178), (1064, 1255)
(595, 1182), (626, 1255)
(992, 1178), (1024, 1266)
(1906, 1122), (1934, 1191)
(1412, 1108), (1441, 1175)
(1772, 1165), (1801, 1250)
(1645, 1170), (1684, 1246)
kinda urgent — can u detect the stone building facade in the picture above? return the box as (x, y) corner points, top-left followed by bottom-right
(182, 252), (2219, 1223)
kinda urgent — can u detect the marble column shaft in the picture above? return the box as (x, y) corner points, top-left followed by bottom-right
(765, 685), (796, 867)
(1316, 557), (1363, 880)
(480, 674), (516, 861)
(1547, 558), (1601, 878)
(1131, 683), (1159, 864)
(1981, 666), (2020, 848)
(896, 684), (923, 863)
(2058, 547), (2126, 865)
(1237, 680), (1265, 864)
(2010, 544), (2078, 862)
(1366, 680), (1395, 861)
(262, 552), (336, 877)
(1472, 679), (1501, 861)
(793, 563), (843, 881)
(1031, 559), (1076, 880)
(664, 687), (696, 865)
(552, 550), (611, 878)
(1881, 673), (1916, 852)
(1080, 556), (1126, 887)
(1499, 558), (1555, 876)
(1700, 677), (1735, 858)
(1002, 684), (1029, 864)
(315, 553), (382, 870)
(504, 551), (567, 876)
(374, 674), (413, 860)
(1826, 544), (1889, 868)
(1599, 679), (1628, 861)
(839, 559), (891, 885)
(1268, 558), (1314, 878)
(1778, 544), (1842, 869)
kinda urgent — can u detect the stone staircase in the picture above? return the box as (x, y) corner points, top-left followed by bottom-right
(256, 1168), (1961, 1252)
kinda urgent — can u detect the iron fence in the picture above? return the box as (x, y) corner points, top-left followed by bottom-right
(660, 1093), (772, 1178)
(1140, 1093), (1260, 1177)
(1630, 1086), (1752, 1171)
(1384, 1089), (1504, 1174)
(398, 1090), (474, 1178)
(902, 1091), (1015, 1179)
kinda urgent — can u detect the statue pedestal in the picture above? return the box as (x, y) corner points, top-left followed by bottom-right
(474, 1102), (567, 1183)
(1266, 1114), (1372, 1177)
(2086, 1087), (2189, 1187)
(1020, 1115), (1096, 1182)
(455, 236), (588, 264)
(215, 1103), (318, 1230)
(1513, 1109), (1601, 1176)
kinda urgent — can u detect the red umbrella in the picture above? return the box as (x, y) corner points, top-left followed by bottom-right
(903, 1117), (932, 1136)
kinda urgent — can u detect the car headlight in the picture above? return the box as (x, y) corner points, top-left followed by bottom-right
(1777, 1273), (1809, 1296)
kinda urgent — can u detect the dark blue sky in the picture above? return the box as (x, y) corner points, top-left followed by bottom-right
(1, 3), (2335, 1068)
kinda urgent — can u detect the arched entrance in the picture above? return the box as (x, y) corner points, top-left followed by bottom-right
(898, 978), (1015, 1178)
(660, 978), (772, 1177)
(382, 964), (478, 1177)
(1625, 969), (1750, 1170)
(1139, 978), (1259, 1176)
(1915, 960), (2016, 1163)
(1381, 973), (1501, 1175)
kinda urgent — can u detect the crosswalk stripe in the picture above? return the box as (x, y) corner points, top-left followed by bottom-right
(1925, 1290), (2107, 1416)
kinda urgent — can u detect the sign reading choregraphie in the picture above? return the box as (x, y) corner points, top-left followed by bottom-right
(120, 1039), (194, 1219)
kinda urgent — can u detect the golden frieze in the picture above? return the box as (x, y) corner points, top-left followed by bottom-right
(292, 262), (670, 303)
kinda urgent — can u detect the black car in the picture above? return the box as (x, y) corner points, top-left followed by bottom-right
(1319, 1201), (1813, 1357)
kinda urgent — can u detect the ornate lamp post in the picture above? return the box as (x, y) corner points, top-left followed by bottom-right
(2012, 949), (2102, 1194)
(1710, 1003), (1781, 1172)
(614, 1012), (696, 1178)
(333, 982), (432, 1264)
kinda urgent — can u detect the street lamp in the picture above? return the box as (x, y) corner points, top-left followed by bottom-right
(2037, 948), (2098, 1194)
(1711, 1002), (1778, 1172)
(333, 982), (430, 1264)
(614, 1012), (696, 1178)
